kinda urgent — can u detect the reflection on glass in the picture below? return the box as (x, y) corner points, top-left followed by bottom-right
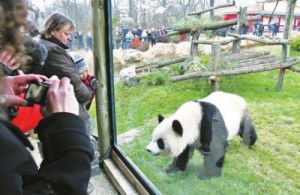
(113, 0), (300, 194)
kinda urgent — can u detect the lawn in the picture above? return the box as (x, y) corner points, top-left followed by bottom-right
(92, 46), (300, 194)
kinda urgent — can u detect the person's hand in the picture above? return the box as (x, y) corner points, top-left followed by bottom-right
(0, 50), (22, 71)
(42, 76), (79, 116)
(0, 74), (47, 107)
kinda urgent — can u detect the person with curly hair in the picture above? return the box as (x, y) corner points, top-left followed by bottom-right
(0, 1), (93, 194)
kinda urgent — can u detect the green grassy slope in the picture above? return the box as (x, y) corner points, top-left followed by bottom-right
(92, 46), (300, 194)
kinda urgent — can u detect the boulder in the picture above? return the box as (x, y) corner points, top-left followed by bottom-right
(119, 66), (138, 87)
(123, 49), (143, 63)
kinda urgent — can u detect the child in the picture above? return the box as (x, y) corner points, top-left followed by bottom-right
(72, 53), (99, 110)
(70, 53), (100, 177)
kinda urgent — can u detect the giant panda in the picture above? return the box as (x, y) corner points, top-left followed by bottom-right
(146, 91), (257, 179)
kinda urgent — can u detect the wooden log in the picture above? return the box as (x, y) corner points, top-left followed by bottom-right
(222, 51), (270, 61)
(173, 15), (262, 33)
(232, 57), (278, 68)
(233, 7), (247, 53)
(136, 57), (187, 72)
(231, 56), (278, 68)
(193, 38), (237, 45)
(277, 0), (297, 91)
(227, 33), (288, 45)
(188, 1), (235, 16)
(171, 58), (300, 82)
(167, 31), (185, 36)
(288, 66), (300, 73)
(227, 54), (273, 64)
(92, 0), (111, 157)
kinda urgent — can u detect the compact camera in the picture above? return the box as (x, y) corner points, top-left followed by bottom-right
(25, 81), (49, 105)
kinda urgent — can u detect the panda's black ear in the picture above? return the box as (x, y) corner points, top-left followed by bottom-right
(158, 115), (164, 123)
(172, 120), (183, 136)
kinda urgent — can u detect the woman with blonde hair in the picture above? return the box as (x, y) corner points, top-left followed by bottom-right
(40, 13), (99, 176)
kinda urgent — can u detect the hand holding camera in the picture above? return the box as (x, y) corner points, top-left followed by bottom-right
(0, 74), (47, 107)
(43, 76), (79, 116)
(0, 74), (79, 116)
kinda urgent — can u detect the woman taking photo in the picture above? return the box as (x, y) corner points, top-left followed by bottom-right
(39, 13), (99, 175)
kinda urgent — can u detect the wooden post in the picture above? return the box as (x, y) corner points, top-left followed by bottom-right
(276, 0), (297, 91)
(210, 0), (214, 20)
(233, 7), (247, 53)
(92, 0), (111, 158)
(210, 43), (221, 91)
(190, 30), (200, 56)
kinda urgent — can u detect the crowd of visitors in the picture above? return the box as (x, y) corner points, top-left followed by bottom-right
(115, 26), (170, 50)
(253, 21), (280, 36)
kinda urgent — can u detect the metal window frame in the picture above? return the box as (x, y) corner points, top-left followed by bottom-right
(93, 0), (160, 194)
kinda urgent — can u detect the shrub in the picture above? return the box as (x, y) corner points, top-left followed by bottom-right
(140, 71), (169, 86)
(170, 64), (186, 75)
(291, 36), (300, 51)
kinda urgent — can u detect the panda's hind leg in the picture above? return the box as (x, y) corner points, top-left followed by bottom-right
(199, 138), (226, 180)
(239, 114), (257, 146)
(166, 145), (194, 173)
(198, 105), (227, 180)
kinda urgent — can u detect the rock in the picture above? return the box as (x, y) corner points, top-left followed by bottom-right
(149, 43), (176, 57)
(113, 49), (126, 73)
(117, 128), (140, 146)
(123, 49), (143, 63)
(175, 41), (191, 57)
(119, 66), (138, 87)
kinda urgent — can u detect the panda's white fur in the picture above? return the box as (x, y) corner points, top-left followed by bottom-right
(201, 91), (247, 139)
(146, 91), (248, 158)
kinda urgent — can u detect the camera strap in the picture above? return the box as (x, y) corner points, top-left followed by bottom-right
(0, 62), (15, 76)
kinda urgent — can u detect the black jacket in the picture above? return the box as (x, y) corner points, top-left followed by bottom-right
(40, 37), (92, 120)
(0, 112), (93, 195)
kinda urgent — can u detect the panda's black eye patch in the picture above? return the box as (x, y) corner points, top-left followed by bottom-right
(157, 138), (164, 149)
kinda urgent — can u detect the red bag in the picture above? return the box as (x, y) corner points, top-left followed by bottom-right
(11, 104), (43, 133)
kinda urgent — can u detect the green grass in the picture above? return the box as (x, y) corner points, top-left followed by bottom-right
(92, 46), (300, 194)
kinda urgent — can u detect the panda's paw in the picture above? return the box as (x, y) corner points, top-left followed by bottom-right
(198, 170), (221, 180)
(198, 173), (210, 180)
(166, 165), (182, 173)
(198, 172), (216, 180)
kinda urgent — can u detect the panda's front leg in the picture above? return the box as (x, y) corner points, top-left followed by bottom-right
(166, 145), (194, 173)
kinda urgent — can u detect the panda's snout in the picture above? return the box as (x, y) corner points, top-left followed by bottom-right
(145, 142), (159, 156)
(145, 148), (159, 156)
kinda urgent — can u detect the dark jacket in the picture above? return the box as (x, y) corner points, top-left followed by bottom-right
(40, 37), (92, 119)
(0, 111), (93, 195)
